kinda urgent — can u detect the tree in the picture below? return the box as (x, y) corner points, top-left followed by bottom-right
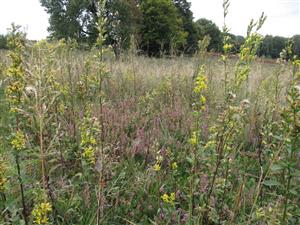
(172, 0), (198, 54)
(195, 18), (222, 52)
(292, 35), (300, 57)
(40, 0), (99, 44)
(227, 33), (245, 53)
(0, 34), (8, 49)
(105, 0), (141, 58)
(258, 35), (287, 58)
(139, 0), (187, 56)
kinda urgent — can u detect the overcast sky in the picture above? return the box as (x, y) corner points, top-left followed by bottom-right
(0, 0), (299, 40)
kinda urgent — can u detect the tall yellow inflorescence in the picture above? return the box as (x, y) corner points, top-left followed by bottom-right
(0, 159), (7, 192)
(31, 202), (52, 224)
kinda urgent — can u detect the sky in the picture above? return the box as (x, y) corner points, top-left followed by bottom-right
(190, 0), (300, 37)
(0, 0), (299, 40)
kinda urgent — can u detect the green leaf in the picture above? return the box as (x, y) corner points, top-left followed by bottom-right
(186, 156), (194, 165)
(289, 188), (298, 196)
(263, 179), (281, 187)
(270, 164), (283, 172)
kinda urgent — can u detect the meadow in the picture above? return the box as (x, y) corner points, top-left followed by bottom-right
(0, 22), (299, 225)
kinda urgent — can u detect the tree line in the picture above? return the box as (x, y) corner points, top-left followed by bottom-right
(0, 0), (300, 58)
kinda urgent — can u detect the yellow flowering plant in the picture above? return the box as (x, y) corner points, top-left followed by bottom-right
(31, 202), (52, 224)
(80, 114), (100, 165)
(0, 159), (7, 192)
(161, 192), (176, 206)
(10, 130), (26, 151)
(153, 163), (161, 171)
(171, 162), (178, 170)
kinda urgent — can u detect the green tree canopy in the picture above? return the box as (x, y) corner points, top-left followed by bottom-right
(0, 34), (8, 49)
(139, 0), (187, 56)
(40, 0), (99, 44)
(39, 0), (300, 58)
(292, 35), (300, 57)
(227, 33), (245, 53)
(258, 35), (287, 58)
(195, 18), (222, 52)
(105, 0), (141, 57)
(173, 0), (198, 53)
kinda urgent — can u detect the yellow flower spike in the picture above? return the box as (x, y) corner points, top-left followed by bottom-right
(194, 66), (207, 94)
(0, 177), (7, 191)
(223, 43), (233, 53)
(161, 193), (169, 203)
(11, 131), (26, 151)
(171, 162), (178, 170)
(32, 202), (52, 224)
(200, 95), (206, 104)
(90, 137), (97, 145)
(189, 132), (198, 146)
(170, 192), (175, 203)
(153, 163), (161, 171)
(161, 192), (176, 205)
(82, 146), (95, 164)
(0, 161), (7, 191)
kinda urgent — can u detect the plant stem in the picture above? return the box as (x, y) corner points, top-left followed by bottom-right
(15, 153), (28, 225)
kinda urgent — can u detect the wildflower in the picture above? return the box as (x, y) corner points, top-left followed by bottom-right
(292, 59), (300, 66)
(82, 146), (95, 164)
(80, 115), (99, 165)
(204, 140), (215, 149)
(194, 75), (207, 93)
(58, 103), (65, 113)
(255, 207), (264, 219)
(169, 192), (175, 203)
(223, 43), (233, 53)
(11, 131), (26, 151)
(0, 160), (7, 192)
(0, 176), (7, 191)
(153, 163), (161, 171)
(32, 202), (52, 224)
(171, 162), (178, 170)
(200, 95), (206, 104)
(189, 132), (198, 146)
(161, 193), (169, 203)
(161, 192), (176, 206)
(90, 137), (97, 145)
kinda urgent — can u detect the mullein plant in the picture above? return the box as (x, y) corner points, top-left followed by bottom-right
(245, 41), (300, 225)
(77, 0), (110, 223)
(279, 64), (300, 223)
(221, 0), (232, 98)
(0, 156), (9, 221)
(4, 24), (29, 225)
(233, 13), (266, 98)
(13, 40), (62, 224)
(187, 1), (268, 223)
(187, 37), (209, 223)
(269, 42), (299, 224)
